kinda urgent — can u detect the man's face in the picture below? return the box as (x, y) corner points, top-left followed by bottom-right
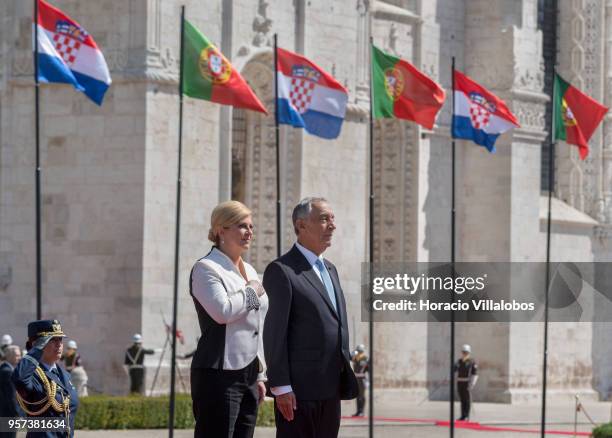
(6, 348), (21, 367)
(297, 202), (336, 255)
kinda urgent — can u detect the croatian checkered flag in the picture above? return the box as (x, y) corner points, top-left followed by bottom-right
(451, 70), (519, 152)
(276, 47), (348, 139)
(36, 0), (111, 105)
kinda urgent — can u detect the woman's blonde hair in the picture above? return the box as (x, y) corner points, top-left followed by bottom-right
(208, 200), (252, 245)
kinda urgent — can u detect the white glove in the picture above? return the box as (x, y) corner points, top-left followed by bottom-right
(469, 375), (479, 390)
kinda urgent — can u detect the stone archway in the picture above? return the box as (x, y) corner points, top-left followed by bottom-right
(231, 52), (302, 272)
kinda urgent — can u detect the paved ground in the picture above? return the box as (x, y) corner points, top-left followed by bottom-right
(66, 395), (611, 437)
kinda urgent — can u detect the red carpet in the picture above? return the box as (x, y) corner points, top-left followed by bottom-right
(341, 416), (592, 436)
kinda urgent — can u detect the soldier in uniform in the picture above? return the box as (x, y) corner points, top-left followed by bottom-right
(350, 344), (369, 417)
(12, 320), (78, 438)
(124, 334), (154, 395)
(454, 344), (478, 421)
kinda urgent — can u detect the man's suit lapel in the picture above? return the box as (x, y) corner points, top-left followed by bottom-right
(303, 268), (340, 320)
(290, 246), (339, 320)
(326, 261), (344, 323)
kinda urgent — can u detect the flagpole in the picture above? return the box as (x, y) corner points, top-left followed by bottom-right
(450, 55), (456, 438)
(273, 34), (281, 258)
(368, 36), (375, 438)
(33, 0), (42, 320)
(540, 78), (555, 438)
(168, 5), (185, 438)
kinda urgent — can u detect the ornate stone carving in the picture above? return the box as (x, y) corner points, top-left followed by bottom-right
(106, 49), (130, 72)
(373, 119), (417, 263)
(387, 23), (399, 55)
(346, 102), (369, 122)
(252, 0), (273, 48)
(602, 123), (612, 223)
(12, 52), (33, 77)
(602, 3), (612, 224)
(514, 62), (545, 92)
(355, 0), (371, 106)
(142, 47), (177, 83)
(231, 53), (300, 272)
(581, 0), (603, 218)
(514, 100), (546, 132)
(557, 0), (604, 217)
(357, 0), (370, 14)
(232, 108), (248, 204)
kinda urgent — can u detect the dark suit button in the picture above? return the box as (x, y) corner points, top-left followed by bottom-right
(254, 331), (259, 336)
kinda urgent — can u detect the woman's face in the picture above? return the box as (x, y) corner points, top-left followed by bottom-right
(41, 337), (63, 364)
(219, 215), (254, 255)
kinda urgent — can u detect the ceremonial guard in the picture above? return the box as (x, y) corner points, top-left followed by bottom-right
(454, 344), (478, 421)
(124, 334), (154, 395)
(350, 344), (369, 417)
(61, 341), (88, 397)
(12, 320), (78, 438)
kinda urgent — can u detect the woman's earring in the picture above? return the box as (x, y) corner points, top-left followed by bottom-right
(221, 239), (225, 245)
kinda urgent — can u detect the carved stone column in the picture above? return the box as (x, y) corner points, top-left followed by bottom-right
(355, 0), (370, 106)
(602, 0), (612, 223)
(557, 0), (605, 217)
(369, 1), (427, 400)
(458, 0), (557, 403)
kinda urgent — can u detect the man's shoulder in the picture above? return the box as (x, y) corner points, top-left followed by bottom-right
(0, 363), (11, 377)
(263, 257), (289, 277)
(266, 246), (300, 269)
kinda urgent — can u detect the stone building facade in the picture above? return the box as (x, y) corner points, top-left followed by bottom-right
(1, 0), (612, 402)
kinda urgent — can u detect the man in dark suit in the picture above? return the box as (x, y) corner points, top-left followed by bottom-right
(263, 197), (358, 438)
(0, 345), (22, 438)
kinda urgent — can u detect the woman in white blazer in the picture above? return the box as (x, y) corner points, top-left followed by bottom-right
(189, 200), (268, 438)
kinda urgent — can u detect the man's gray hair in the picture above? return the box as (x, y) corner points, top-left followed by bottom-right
(4, 345), (20, 362)
(292, 197), (328, 235)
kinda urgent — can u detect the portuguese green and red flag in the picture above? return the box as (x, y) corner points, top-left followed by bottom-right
(371, 45), (446, 129)
(182, 19), (267, 114)
(553, 73), (607, 159)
